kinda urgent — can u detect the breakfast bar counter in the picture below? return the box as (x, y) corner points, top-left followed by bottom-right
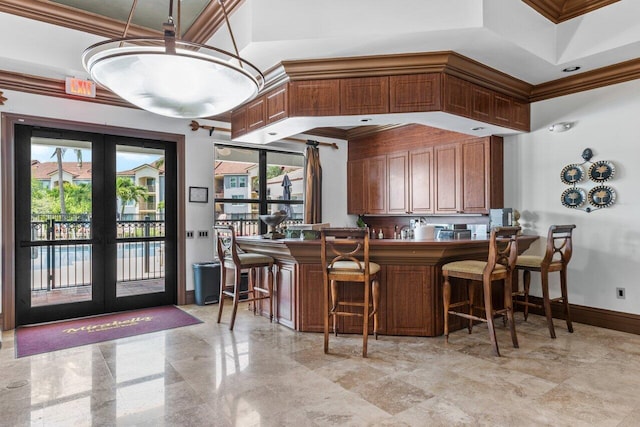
(236, 235), (538, 336)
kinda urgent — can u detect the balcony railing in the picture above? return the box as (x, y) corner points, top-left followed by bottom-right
(29, 216), (165, 292)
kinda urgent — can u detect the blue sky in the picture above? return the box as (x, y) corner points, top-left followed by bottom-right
(32, 144), (163, 172)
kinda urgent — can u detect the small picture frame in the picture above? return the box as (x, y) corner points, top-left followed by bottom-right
(189, 186), (208, 203)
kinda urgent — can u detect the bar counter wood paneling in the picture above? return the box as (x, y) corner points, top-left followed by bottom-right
(237, 235), (538, 337)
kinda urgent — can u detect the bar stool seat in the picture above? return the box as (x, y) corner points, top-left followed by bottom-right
(321, 228), (380, 358)
(442, 226), (520, 357)
(215, 225), (274, 331)
(514, 224), (576, 338)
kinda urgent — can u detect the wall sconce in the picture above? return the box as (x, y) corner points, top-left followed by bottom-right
(549, 122), (573, 132)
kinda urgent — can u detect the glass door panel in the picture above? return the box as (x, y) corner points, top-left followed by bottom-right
(115, 145), (166, 298)
(29, 138), (94, 307)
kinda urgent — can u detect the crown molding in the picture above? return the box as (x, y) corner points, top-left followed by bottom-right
(0, 0), (159, 39)
(530, 57), (640, 101)
(522, 0), (620, 24)
(281, 52), (533, 100)
(0, 69), (133, 108)
(183, 0), (245, 44)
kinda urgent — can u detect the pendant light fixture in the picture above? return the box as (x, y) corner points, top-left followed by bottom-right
(82, 0), (264, 119)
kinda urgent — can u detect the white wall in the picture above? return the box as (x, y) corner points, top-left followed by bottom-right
(504, 79), (640, 315)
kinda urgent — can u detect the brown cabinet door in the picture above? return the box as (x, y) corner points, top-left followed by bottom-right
(387, 152), (408, 214)
(367, 155), (387, 214)
(460, 139), (490, 213)
(276, 261), (296, 329)
(409, 147), (433, 214)
(390, 74), (441, 113)
(347, 159), (367, 215)
(340, 76), (389, 115)
(434, 143), (461, 214)
(386, 265), (434, 336)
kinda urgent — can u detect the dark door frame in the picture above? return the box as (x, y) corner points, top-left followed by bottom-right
(1, 112), (187, 331)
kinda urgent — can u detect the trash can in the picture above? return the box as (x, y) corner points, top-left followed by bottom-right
(192, 262), (221, 305)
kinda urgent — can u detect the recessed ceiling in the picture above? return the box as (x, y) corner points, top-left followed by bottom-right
(50, 0), (211, 34)
(522, 0), (621, 23)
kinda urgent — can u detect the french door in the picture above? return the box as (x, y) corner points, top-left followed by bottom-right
(14, 124), (177, 326)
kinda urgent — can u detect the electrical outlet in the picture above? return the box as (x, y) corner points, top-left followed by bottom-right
(616, 287), (625, 299)
(198, 230), (209, 238)
(186, 230), (194, 238)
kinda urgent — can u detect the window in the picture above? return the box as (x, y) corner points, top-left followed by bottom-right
(214, 145), (304, 236)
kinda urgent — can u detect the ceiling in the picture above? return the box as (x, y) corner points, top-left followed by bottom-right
(0, 0), (638, 138)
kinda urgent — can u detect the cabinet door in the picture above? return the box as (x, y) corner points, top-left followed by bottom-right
(386, 265), (434, 336)
(347, 159), (367, 214)
(461, 140), (490, 213)
(409, 148), (433, 214)
(367, 155), (387, 214)
(387, 152), (408, 214)
(434, 143), (460, 214)
(276, 261), (296, 329)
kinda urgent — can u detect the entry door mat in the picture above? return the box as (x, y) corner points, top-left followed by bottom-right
(15, 305), (202, 358)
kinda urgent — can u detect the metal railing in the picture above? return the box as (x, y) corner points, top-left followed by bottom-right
(215, 216), (303, 236)
(29, 216), (165, 292)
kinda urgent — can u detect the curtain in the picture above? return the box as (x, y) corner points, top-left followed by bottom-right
(304, 141), (322, 223)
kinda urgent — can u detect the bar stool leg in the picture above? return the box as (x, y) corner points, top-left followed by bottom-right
(371, 279), (380, 340)
(521, 269), (531, 321)
(362, 280), (370, 358)
(560, 267), (574, 333)
(468, 281), (475, 334)
(229, 267), (242, 331)
(267, 265), (274, 322)
(443, 274), (451, 343)
(323, 273), (330, 354)
(483, 278), (500, 357)
(504, 274), (519, 349)
(540, 267), (556, 339)
(330, 280), (339, 336)
(217, 263), (227, 324)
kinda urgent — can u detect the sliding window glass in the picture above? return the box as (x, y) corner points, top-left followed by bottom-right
(214, 145), (304, 236)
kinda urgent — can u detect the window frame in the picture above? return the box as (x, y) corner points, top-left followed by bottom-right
(214, 145), (304, 235)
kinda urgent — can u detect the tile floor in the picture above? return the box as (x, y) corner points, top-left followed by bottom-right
(1, 304), (640, 426)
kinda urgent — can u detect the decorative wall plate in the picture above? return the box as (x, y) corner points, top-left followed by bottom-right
(560, 164), (585, 184)
(588, 160), (615, 182)
(588, 185), (616, 208)
(561, 187), (586, 208)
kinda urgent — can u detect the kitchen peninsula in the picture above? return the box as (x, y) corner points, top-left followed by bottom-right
(237, 235), (537, 337)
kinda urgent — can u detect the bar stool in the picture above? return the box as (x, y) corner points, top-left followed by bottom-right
(442, 226), (520, 357)
(214, 225), (274, 330)
(513, 224), (576, 338)
(321, 228), (380, 357)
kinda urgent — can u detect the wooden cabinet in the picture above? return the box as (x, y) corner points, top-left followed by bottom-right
(386, 148), (434, 215)
(390, 73), (441, 113)
(434, 142), (461, 214)
(289, 79), (340, 116)
(347, 159), (367, 215)
(348, 136), (501, 216)
(347, 156), (387, 215)
(461, 139), (490, 213)
(385, 265), (434, 336)
(387, 152), (408, 214)
(276, 261), (296, 329)
(409, 148), (434, 214)
(340, 77), (389, 115)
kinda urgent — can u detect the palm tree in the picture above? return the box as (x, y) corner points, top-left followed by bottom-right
(51, 147), (83, 219)
(116, 177), (149, 219)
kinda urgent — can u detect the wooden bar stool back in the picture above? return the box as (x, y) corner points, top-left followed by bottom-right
(514, 224), (576, 338)
(321, 228), (380, 357)
(214, 225), (274, 330)
(442, 226), (520, 357)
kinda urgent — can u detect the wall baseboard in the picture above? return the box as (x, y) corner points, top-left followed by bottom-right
(522, 296), (640, 335)
(185, 290), (195, 305)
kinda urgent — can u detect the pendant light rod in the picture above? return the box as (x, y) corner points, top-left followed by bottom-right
(218, 0), (243, 68)
(119, 0), (139, 46)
